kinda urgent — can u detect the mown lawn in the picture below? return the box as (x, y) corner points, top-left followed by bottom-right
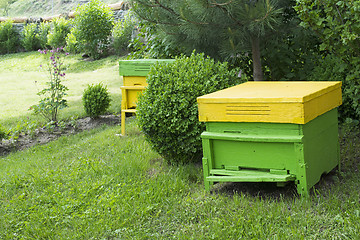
(1, 120), (360, 239)
(0, 51), (122, 128)
(1, 52), (360, 239)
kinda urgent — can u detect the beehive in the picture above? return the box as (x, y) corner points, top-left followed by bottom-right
(119, 59), (175, 135)
(197, 81), (342, 197)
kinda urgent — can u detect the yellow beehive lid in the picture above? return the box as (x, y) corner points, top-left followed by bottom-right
(197, 81), (342, 124)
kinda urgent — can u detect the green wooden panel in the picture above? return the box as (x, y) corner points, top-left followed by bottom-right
(205, 121), (301, 135)
(201, 108), (340, 197)
(210, 140), (297, 170)
(201, 132), (303, 142)
(119, 59), (175, 76)
(207, 169), (296, 182)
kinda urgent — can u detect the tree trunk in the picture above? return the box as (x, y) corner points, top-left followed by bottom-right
(251, 35), (264, 81)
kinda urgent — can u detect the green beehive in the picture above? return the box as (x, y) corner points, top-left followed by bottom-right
(197, 81), (342, 197)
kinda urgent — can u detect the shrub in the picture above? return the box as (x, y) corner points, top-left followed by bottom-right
(112, 11), (136, 55)
(309, 54), (360, 122)
(65, 28), (79, 54)
(82, 83), (111, 118)
(0, 19), (19, 54)
(137, 52), (243, 165)
(47, 17), (71, 49)
(38, 22), (51, 49)
(73, 0), (114, 59)
(21, 23), (41, 51)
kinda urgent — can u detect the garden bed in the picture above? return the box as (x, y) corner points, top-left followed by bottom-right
(0, 114), (120, 156)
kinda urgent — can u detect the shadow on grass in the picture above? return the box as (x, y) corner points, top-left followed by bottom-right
(66, 55), (121, 73)
(211, 181), (299, 200)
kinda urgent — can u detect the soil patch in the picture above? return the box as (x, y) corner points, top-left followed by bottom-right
(0, 114), (120, 156)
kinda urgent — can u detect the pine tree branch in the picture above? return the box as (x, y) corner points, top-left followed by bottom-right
(210, 0), (233, 7)
(210, 1), (244, 28)
(134, 10), (181, 26)
(135, 0), (209, 26)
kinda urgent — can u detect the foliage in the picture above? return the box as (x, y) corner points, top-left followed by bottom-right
(47, 17), (71, 49)
(131, 0), (284, 80)
(295, 0), (360, 60)
(21, 23), (40, 51)
(137, 52), (242, 164)
(0, 19), (19, 54)
(82, 83), (111, 118)
(261, 0), (321, 80)
(65, 28), (79, 54)
(128, 20), (182, 59)
(30, 48), (68, 123)
(0, 123), (8, 140)
(38, 22), (51, 49)
(308, 54), (360, 122)
(73, 0), (114, 59)
(6, 119), (39, 140)
(296, 0), (360, 121)
(112, 10), (137, 55)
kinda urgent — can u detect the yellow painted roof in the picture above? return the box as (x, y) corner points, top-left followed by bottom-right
(197, 81), (342, 103)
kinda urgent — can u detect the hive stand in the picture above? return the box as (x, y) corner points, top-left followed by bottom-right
(120, 76), (147, 135)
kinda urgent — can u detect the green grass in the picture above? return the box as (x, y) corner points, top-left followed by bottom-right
(0, 52), (122, 128)
(1, 119), (360, 239)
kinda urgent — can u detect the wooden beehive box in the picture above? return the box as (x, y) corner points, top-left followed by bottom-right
(197, 81), (342, 197)
(119, 59), (175, 135)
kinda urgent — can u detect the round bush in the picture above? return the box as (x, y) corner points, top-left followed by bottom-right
(137, 52), (243, 165)
(82, 83), (111, 118)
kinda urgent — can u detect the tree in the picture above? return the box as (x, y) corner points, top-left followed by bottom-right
(130, 0), (283, 80)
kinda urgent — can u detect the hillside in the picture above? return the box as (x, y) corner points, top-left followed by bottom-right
(2, 0), (122, 18)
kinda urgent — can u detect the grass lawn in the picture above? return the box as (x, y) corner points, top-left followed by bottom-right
(1, 52), (360, 239)
(0, 51), (122, 128)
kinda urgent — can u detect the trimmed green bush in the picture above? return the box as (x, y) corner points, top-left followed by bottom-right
(82, 83), (111, 118)
(137, 52), (243, 165)
(21, 23), (41, 51)
(73, 0), (114, 59)
(0, 19), (19, 54)
(47, 17), (71, 48)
